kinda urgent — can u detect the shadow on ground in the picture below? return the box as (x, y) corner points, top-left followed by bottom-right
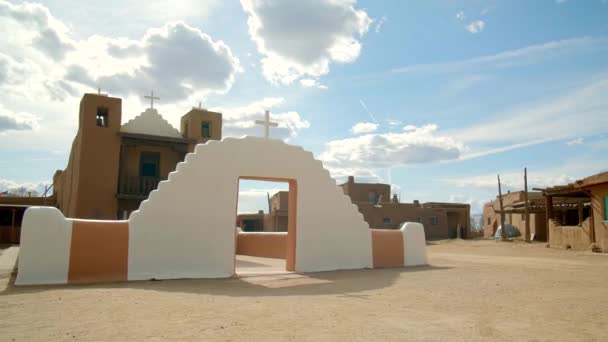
(1, 265), (451, 298)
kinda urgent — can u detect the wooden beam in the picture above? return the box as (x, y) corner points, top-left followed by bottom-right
(524, 167), (530, 242)
(545, 195), (553, 242)
(498, 174), (507, 241)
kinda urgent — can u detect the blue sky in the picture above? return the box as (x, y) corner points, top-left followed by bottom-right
(0, 0), (607, 214)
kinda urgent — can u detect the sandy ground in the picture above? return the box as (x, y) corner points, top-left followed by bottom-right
(1, 240), (607, 341)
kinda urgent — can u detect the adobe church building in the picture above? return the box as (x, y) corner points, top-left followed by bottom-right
(53, 93), (222, 220)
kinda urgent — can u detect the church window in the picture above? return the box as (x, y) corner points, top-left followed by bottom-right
(368, 191), (377, 203)
(96, 107), (108, 127)
(201, 122), (211, 138)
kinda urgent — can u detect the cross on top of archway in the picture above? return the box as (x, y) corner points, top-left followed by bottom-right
(255, 110), (278, 139)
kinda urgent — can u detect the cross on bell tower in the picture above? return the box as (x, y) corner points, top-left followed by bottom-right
(144, 91), (160, 109)
(255, 110), (278, 139)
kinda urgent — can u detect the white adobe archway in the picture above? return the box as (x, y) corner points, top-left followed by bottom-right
(128, 137), (373, 280)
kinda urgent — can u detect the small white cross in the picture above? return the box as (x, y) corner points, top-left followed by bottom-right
(193, 101), (205, 110)
(144, 91), (160, 109)
(96, 86), (108, 96)
(255, 110), (278, 139)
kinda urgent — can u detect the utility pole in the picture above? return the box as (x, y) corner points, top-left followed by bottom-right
(498, 174), (507, 241)
(524, 168), (531, 242)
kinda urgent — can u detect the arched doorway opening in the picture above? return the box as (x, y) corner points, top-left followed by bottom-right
(234, 176), (297, 275)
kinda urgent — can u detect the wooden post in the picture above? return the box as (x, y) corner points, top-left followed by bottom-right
(578, 200), (584, 226)
(524, 168), (530, 242)
(545, 195), (553, 243)
(11, 208), (16, 244)
(498, 174), (507, 241)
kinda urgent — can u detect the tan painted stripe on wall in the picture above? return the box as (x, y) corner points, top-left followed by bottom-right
(371, 229), (404, 268)
(68, 220), (129, 284)
(237, 233), (287, 259)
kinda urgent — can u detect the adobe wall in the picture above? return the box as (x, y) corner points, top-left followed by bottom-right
(549, 218), (592, 251)
(586, 183), (608, 252)
(16, 207), (129, 285)
(271, 191), (289, 210)
(236, 232), (287, 259)
(341, 182), (391, 203)
(356, 202), (449, 240)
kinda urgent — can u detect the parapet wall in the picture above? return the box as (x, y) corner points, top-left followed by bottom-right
(237, 232), (287, 259)
(549, 218), (593, 251)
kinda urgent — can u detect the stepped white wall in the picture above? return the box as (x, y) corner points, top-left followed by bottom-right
(128, 137), (373, 280)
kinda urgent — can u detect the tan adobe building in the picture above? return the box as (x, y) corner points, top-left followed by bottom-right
(482, 188), (595, 242)
(340, 176), (471, 240)
(542, 172), (608, 252)
(482, 191), (548, 240)
(237, 178), (471, 240)
(236, 191), (289, 232)
(53, 93), (222, 220)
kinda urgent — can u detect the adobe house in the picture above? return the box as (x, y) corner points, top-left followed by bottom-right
(482, 190), (588, 241)
(0, 195), (55, 244)
(542, 172), (608, 252)
(236, 191), (289, 232)
(53, 93), (222, 220)
(339, 176), (471, 240)
(482, 191), (547, 240)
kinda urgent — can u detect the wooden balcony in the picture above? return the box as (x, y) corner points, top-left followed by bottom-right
(117, 176), (160, 199)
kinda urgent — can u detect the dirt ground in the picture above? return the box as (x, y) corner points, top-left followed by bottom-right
(1, 240), (607, 341)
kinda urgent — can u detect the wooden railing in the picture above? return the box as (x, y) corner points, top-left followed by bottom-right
(118, 176), (160, 197)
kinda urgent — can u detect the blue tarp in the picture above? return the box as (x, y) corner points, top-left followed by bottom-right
(493, 224), (521, 239)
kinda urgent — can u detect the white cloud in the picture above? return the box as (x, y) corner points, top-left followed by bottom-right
(375, 15), (387, 33)
(465, 20), (485, 34)
(241, 0), (371, 84)
(212, 97), (310, 140)
(0, 104), (39, 133)
(450, 75), (608, 152)
(0, 0), (242, 152)
(67, 21), (241, 102)
(386, 119), (401, 126)
(0, 1), (240, 104)
(0, 178), (49, 194)
(320, 124), (467, 170)
(402, 125), (417, 131)
(566, 137), (584, 146)
(237, 188), (285, 214)
(444, 159), (608, 193)
(351, 122), (378, 134)
(456, 11), (465, 21)
(299, 78), (328, 89)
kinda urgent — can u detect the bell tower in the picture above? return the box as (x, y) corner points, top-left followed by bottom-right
(73, 93), (122, 219)
(180, 105), (222, 151)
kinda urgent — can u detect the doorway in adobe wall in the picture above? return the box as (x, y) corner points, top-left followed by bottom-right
(234, 177), (297, 276)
